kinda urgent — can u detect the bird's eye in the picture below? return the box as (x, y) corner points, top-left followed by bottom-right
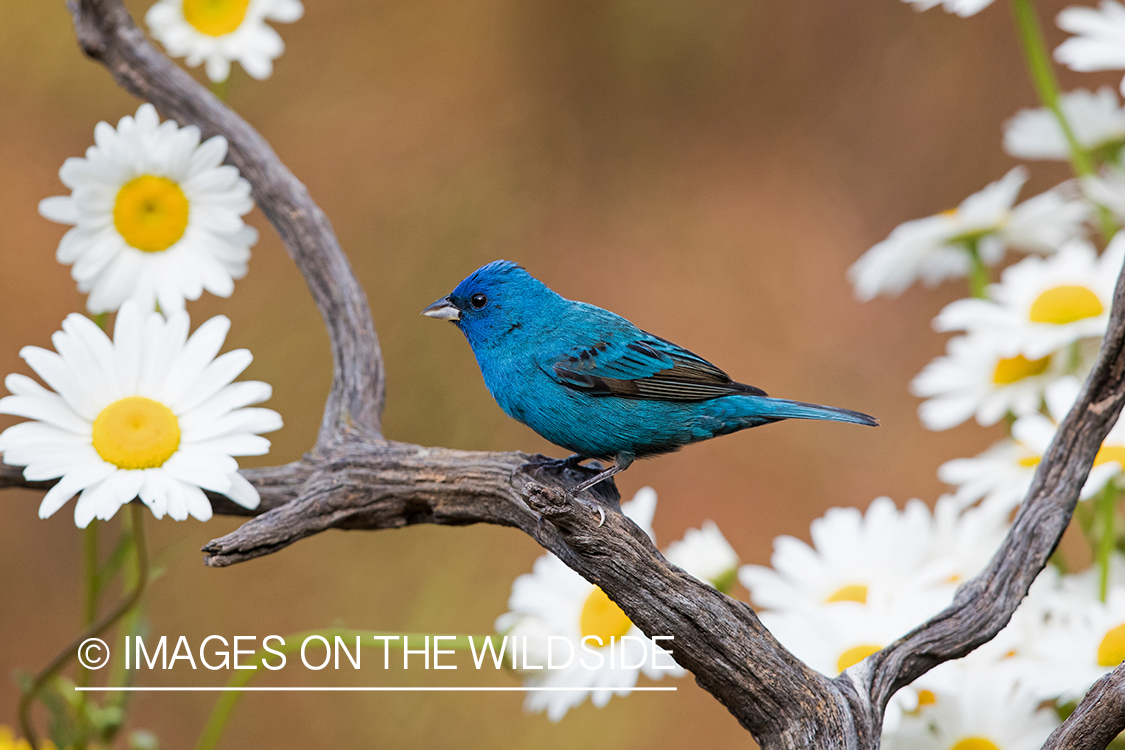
(470, 293), (488, 309)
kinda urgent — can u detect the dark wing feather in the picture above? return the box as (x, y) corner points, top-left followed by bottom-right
(546, 332), (767, 402)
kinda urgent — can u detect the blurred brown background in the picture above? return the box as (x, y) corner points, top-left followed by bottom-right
(0, 0), (1111, 747)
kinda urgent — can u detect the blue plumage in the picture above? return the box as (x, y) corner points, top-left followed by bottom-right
(423, 260), (876, 491)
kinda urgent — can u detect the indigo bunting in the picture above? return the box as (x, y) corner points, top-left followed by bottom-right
(423, 260), (877, 492)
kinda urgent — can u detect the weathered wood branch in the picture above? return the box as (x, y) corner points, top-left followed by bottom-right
(1042, 662), (1125, 750)
(202, 443), (873, 747)
(0, 0), (1117, 747)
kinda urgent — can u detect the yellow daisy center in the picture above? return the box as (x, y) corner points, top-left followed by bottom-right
(905, 688), (937, 715)
(1018, 454), (1041, 468)
(183, 0), (251, 36)
(1094, 446), (1125, 468)
(92, 396), (181, 470)
(824, 584), (868, 604)
(580, 586), (633, 644)
(836, 643), (881, 673)
(992, 354), (1050, 385)
(949, 738), (1001, 750)
(1028, 285), (1104, 325)
(114, 175), (190, 252)
(1096, 622), (1125, 667)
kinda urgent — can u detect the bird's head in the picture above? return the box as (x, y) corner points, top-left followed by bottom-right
(421, 260), (563, 352)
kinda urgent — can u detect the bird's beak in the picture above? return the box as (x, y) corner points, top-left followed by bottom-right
(421, 296), (460, 321)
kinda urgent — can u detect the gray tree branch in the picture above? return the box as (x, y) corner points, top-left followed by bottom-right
(1042, 662), (1125, 750)
(0, 0), (1119, 747)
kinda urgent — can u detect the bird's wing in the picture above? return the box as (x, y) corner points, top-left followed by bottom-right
(541, 332), (767, 401)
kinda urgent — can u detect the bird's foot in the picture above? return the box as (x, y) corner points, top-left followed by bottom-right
(568, 453), (632, 495)
(518, 453), (587, 472)
(513, 454), (594, 484)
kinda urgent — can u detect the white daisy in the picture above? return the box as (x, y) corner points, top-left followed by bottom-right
(939, 439), (1040, 513)
(762, 594), (958, 734)
(1054, 553), (1125, 605)
(742, 496), (1008, 623)
(911, 332), (1069, 431)
(495, 488), (683, 722)
(738, 497), (948, 613)
(941, 376), (1125, 511)
(882, 670), (1060, 750)
(935, 237), (1123, 358)
(919, 584), (1055, 692)
(146, 0), (304, 83)
(0, 302), (281, 527)
(900, 0), (996, 18)
(663, 520), (740, 593)
(38, 103), (258, 315)
(883, 566), (1060, 732)
(1003, 182), (1092, 251)
(743, 497), (1024, 732)
(1023, 583), (1125, 702)
(1055, 1), (1125, 97)
(1011, 376), (1125, 498)
(926, 495), (1012, 586)
(849, 168), (1088, 300)
(1004, 87), (1125, 161)
(760, 598), (939, 679)
(1083, 163), (1125, 219)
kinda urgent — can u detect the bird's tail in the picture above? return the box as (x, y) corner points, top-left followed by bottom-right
(748, 397), (879, 427)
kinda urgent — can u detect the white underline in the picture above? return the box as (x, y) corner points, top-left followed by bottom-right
(75, 686), (677, 692)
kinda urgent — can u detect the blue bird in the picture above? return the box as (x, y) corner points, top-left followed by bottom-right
(423, 260), (877, 493)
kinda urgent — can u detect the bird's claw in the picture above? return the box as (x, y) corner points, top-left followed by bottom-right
(513, 454), (588, 483)
(521, 454), (585, 471)
(562, 487), (607, 528)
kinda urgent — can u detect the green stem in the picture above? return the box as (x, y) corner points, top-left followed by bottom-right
(210, 77), (231, 102)
(195, 631), (488, 750)
(965, 240), (990, 298)
(83, 523), (99, 627)
(1009, 0), (1118, 241)
(1010, 0), (1092, 173)
(1096, 485), (1118, 602)
(103, 509), (143, 741)
(74, 522), (100, 749)
(1048, 545), (1070, 574)
(18, 505), (149, 750)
